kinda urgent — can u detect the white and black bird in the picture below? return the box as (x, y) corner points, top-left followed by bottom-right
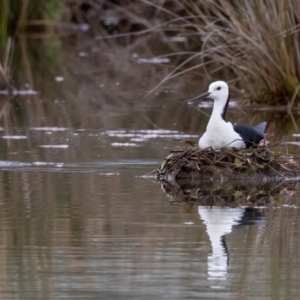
(187, 81), (267, 150)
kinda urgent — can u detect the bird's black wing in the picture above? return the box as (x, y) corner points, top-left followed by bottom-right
(233, 123), (265, 148)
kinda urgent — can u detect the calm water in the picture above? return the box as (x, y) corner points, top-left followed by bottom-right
(0, 36), (300, 299)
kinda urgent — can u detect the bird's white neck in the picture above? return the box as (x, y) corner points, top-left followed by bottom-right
(207, 98), (228, 128)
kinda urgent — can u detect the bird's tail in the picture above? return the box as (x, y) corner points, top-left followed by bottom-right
(253, 122), (267, 134)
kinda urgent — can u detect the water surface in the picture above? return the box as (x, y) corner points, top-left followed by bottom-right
(0, 36), (299, 300)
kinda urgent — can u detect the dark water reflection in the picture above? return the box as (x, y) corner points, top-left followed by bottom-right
(0, 36), (299, 299)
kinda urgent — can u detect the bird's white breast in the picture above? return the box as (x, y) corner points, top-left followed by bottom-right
(199, 120), (244, 149)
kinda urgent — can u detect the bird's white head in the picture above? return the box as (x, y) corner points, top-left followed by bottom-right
(207, 81), (229, 103)
(185, 80), (230, 106)
(185, 80), (230, 121)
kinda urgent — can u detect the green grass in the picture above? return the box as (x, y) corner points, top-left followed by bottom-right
(0, 0), (63, 42)
(0, 0), (63, 87)
(0, 0), (10, 44)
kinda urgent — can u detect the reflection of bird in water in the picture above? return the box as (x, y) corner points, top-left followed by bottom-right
(198, 206), (244, 280)
(186, 81), (267, 149)
(198, 206), (265, 287)
(232, 207), (265, 228)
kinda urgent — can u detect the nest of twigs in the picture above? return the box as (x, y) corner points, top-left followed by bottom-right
(156, 147), (300, 181)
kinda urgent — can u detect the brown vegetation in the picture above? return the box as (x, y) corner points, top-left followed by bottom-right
(92, 0), (300, 105)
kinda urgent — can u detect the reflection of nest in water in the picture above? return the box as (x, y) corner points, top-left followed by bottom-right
(157, 147), (300, 181)
(159, 178), (299, 205)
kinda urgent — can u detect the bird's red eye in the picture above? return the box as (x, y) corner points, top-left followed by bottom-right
(217, 87), (221, 90)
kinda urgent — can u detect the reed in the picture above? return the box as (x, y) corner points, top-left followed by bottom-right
(0, 0), (63, 40)
(0, 37), (13, 89)
(0, 0), (10, 43)
(0, 0), (63, 87)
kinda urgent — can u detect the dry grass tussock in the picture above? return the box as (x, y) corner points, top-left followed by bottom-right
(96, 0), (300, 104)
(149, 0), (300, 104)
(186, 0), (300, 104)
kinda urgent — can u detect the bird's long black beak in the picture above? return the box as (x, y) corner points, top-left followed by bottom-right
(185, 92), (211, 103)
